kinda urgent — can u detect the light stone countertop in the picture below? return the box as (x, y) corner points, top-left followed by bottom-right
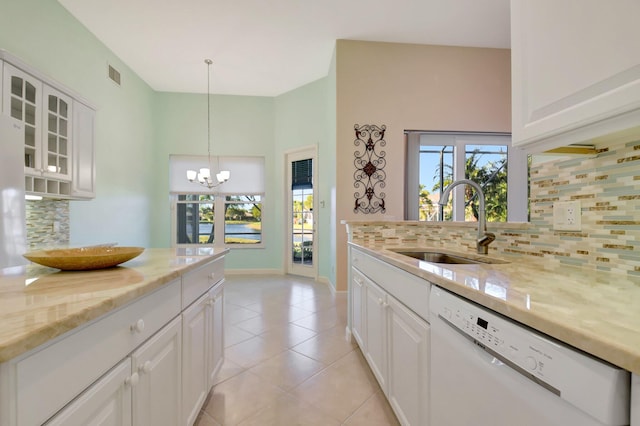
(0, 247), (228, 363)
(351, 243), (640, 375)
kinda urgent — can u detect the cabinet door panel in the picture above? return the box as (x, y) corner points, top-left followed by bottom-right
(132, 316), (182, 426)
(2, 62), (42, 173)
(45, 359), (132, 426)
(208, 283), (224, 388)
(364, 280), (388, 392)
(71, 101), (96, 198)
(182, 293), (209, 426)
(351, 268), (366, 349)
(511, 0), (640, 150)
(387, 297), (430, 426)
(41, 85), (72, 180)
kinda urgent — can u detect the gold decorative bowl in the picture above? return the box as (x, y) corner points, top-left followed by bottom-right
(23, 247), (145, 271)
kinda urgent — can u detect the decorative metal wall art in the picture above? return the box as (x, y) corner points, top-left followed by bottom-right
(353, 124), (386, 214)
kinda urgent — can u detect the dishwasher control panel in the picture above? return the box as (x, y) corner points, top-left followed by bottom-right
(438, 293), (559, 385)
(429, 285), (630, 425)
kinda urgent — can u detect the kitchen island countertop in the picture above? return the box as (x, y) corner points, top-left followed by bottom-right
(0, 247), (227, 363)
(351, 242), (640, 375)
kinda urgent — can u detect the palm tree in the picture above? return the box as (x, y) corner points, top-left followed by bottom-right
(430, 148), (507, 222)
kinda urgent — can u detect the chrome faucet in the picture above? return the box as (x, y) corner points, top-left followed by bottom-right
(438, 179), (496, 254)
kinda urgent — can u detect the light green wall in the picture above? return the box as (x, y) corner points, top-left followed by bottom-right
(0, 0), (157, 247)
(152, 92), (280, 270)
(0, 0), (337, 279)
(274, 73), (336, 284)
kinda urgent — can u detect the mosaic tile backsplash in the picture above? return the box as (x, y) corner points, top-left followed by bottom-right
(26, 199), (70, 250)
(349, 137), (640, 277)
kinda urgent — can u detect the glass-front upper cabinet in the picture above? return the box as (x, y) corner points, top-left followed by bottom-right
(42, 85), (72, 180)
(2, 62), (72, 181)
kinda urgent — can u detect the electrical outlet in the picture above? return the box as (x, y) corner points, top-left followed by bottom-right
(553, 201), (581, 231)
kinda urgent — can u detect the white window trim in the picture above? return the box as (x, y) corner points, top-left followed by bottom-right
(405, 131), (528, 222)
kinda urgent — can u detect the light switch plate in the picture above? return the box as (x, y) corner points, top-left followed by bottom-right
(553, 200), (581, 231)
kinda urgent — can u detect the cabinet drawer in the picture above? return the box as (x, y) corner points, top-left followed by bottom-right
(352, 248), (430, 321)
(15, 279), (181, 426)
(182, 256), (225, 308)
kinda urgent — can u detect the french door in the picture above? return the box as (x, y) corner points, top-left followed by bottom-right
(286, 147), (317, 278)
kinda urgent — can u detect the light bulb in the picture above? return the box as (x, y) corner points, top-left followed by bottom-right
(199, 168), (211, 180)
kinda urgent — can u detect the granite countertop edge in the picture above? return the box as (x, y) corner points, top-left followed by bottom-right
(350, 242), (640, 375)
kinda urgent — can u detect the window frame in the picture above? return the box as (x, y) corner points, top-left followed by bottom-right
(405, 131), (528, 222)
(171, 193), (265, 249)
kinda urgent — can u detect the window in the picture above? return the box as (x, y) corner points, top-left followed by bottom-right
(406, 132), (528, 222)
(174, 194), (263, 246)
(224, 195), (262, 244)
(169, 155), (265, 247)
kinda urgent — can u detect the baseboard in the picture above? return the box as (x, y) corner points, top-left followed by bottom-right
(225, 268), (283, 276)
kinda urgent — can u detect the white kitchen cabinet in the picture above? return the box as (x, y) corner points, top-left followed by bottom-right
(181, 255), (225, 426)
(364, 278), (388, 390)
(0, 50), (96, 199)
(387, 296), (429, 426)
(207, 282), (224, 387)
(349, 247), (430, 426)
(182, 291), (210, 426)
(0, 253), (226, 426)
(2, 62), (42, 175)
(350, 269), (366, 348)
(71, 100), (96, 198)
(131, 316), (182, 426)
(45, 359), (133, 426)
(511, 0), (640, 152)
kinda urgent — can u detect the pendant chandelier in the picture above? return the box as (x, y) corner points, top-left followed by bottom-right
(186, 59), (230, 188)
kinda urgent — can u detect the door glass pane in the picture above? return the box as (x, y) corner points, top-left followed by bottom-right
(11, 76), (22, 96)
(48, 134), (57, 152)
(60, 100), (68, 117)
(292, 187), (313, 265)
(48, 95), (57, 113)
(25, 104), (36, 125)
(10, 98), (22, 120)
(25, 125), (35, 147)
(25, 82), (36, 103)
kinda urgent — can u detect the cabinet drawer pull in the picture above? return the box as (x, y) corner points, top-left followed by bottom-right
(130, 319), (145, 333)
(208, 272), (216, 280)
(125, 372), (139, 387)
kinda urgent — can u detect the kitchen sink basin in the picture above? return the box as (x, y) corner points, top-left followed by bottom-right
(390, 250), (509, 265)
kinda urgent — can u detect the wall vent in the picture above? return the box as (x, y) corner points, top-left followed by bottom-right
(108, 64), (121, 86)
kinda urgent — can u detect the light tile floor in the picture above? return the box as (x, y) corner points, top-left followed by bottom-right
(195, 274), (400, 426)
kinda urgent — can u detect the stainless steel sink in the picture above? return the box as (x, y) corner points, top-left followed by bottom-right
(390, 250), (509, 265)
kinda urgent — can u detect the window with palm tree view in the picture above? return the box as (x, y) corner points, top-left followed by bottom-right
(408, 132), (526, 223)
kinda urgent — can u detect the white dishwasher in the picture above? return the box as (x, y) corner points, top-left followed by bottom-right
(430, 286), (630, 426)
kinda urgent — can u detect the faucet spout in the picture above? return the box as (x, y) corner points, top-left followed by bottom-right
(438, 179), (495, 254)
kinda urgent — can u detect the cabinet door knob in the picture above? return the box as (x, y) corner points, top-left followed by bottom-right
(130, 319), (145, 333)
(140, 361), (152, 374)
(125, 372), (139, 387)
(378, 298), (384, 305)
(209, 272), (216, 280)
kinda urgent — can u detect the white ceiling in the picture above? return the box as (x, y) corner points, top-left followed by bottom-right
(57, 0), (510, 97)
